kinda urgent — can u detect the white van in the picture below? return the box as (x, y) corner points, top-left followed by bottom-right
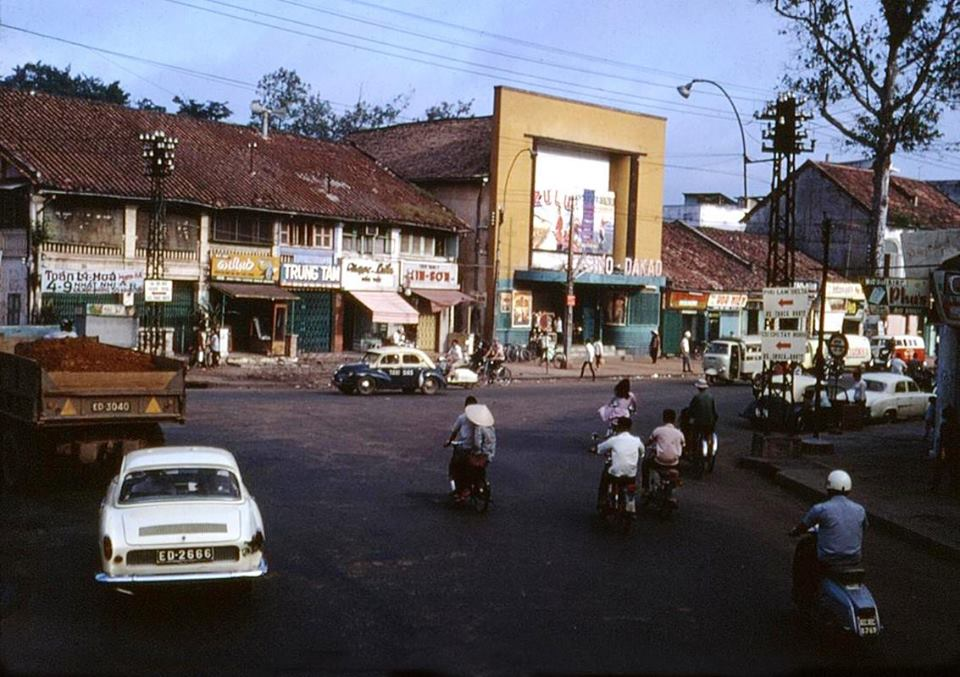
(702, 336), (763, 384)
(801, 334), (871, 371)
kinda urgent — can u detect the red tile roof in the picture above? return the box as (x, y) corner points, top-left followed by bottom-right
(813, 161), (960, 229)
(744, 160), (960, 230)
(662, 221), (842, 292)
(0, 88), (465, 232)
(348, 117), (493, 181)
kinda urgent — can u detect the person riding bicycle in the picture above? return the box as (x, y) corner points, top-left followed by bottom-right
(445, 395), (479, 496)
(642, 408), (685, 494)
(483, 339), (505, 379)
(460, 403), (497, 502)
(592, 416), (643, 512)
(789, 470), (868, 609)
(598, 378), (638, 426)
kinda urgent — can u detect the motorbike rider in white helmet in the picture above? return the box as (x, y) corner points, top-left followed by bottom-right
(789, 470), (868, 609)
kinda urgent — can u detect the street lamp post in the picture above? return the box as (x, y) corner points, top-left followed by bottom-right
(493, 147), (536, 342)
(139, 130), (178, 356)
(677, 79), (750, 206)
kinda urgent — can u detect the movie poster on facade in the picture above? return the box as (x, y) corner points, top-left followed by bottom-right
(532, 189), (614, 255)
(512, 290), (532, 328)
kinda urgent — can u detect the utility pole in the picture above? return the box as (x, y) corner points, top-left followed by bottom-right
(564, 195), (577, 364)
(140, 130), (178, 356)
(813, 215), (832, 435)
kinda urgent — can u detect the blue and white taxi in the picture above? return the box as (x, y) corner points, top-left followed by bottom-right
(332, 346), (446, 395)
(96, 446), (267, 586)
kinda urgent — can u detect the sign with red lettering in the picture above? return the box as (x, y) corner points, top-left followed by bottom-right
(400, 261), (458, 290)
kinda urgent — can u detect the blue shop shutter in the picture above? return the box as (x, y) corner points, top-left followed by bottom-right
(629, 291), (660, 326)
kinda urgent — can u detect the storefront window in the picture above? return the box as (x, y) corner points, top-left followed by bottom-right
(137, 208), (199, 251)
(280, 221), (333, 248)
(45, 199), (123, 247)
(212, 212), (273, 245)
(343, 225), (392, 255)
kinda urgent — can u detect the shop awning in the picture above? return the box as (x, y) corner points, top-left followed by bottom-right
(211, 282), (299, 301)
(412, 289), (475, 313)
(350, 291), (420, 324)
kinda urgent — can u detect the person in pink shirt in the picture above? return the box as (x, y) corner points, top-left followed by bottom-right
(642, 409), (685, 493)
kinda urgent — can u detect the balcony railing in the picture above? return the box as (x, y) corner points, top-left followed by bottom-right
(41, 241), (122, 257)
(134, 246), (200, 261)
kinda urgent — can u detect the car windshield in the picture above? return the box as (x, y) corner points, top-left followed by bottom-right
(119, 467), (241, 503)
(864, 380), (886, 392)
(705, 342), (729, 355)
(361, 351), (380, 365)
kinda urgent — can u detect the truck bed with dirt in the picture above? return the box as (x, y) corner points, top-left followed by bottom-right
(1, 338), (186, 487)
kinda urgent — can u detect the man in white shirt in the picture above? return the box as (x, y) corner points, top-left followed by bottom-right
(580, 340), (597, 381)
(594, 417), (643, 510)
(680, 331), (692, 373)
(642, 409), (685, 493)
(446, 339), (465, 368)
(889, 355), (907, 375)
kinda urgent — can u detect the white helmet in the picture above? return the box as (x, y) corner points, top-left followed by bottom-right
(826, 469), (852, 493)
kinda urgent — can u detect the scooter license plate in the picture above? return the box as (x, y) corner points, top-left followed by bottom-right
(857, 617), (879, 635)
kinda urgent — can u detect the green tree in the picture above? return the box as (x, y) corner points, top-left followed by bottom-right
(424, 99), (474, 120)
(0, 61), (129, 105)
(771, 0), (960, 272)
(252, 68), (409, 140)
(174, 96), (232, 121)
(136, 98), (167, 113)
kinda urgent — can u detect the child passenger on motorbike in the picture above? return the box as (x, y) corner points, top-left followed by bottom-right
(592, 417), (643, 511)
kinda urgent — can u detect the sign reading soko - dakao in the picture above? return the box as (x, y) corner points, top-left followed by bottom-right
(761, 330), (807, 362)
(210, 254), (278, 283)
(42, 262), (145, 294)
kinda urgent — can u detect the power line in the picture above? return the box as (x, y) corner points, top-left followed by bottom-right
(267, 0), (765, 107)
(337, 0), (773, 97)
(161, 0), (749, 123)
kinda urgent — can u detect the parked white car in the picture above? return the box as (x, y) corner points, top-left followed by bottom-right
(96, 446), (267, 586)
(845, 373), (928, 421)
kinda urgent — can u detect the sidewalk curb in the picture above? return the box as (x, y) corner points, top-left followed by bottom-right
(737, 456), (960, 562)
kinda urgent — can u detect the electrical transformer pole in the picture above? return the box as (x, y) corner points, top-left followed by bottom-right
(140, 130), (178, 356)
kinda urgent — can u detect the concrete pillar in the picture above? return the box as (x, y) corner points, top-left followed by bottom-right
(123, 205), (138, 260)
(198, 213), (211, 307)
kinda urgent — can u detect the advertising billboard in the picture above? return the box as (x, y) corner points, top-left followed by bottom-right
(532, 189), (614, 256)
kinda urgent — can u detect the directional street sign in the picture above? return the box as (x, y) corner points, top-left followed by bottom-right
(761, 330), (808, 362)
(144, 279), (173, 303)
(763, 287), (811, 319)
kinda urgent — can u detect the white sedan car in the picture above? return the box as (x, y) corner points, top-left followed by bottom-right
(96, 446), (267, 586)
(846, 373), (929, 421)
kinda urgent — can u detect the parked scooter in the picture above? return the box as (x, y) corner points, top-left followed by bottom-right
(790, 528), (882, 639)
(436, 356), (480, 389)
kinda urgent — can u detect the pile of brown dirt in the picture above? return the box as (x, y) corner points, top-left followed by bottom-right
(15, 338), (159, 372)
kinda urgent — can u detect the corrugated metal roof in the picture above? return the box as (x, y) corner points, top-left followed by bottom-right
(0, 89), (465, 232)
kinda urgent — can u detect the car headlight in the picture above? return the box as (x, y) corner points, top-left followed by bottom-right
(102, 536), (113, 560)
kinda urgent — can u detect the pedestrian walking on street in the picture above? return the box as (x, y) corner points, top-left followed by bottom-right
(580, 340), (597, 381)
(680, 331), (692, 373)
(594, 339), (604, 369)
(649, 330), (660, 364)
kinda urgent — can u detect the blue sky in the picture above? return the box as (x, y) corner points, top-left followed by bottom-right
(2, 0), (958, 203)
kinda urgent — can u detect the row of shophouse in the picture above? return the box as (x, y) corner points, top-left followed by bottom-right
(2, 85), (959, 361)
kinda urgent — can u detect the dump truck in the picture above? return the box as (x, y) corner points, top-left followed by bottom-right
(0, 338), (186, 487)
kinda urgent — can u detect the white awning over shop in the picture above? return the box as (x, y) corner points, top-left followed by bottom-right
(350, 291), (420, 324)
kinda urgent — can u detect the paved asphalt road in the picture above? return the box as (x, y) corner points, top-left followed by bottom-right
(3, 380), (959, 675)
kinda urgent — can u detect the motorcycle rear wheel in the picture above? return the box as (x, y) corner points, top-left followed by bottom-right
(470, 481), (491, 513)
